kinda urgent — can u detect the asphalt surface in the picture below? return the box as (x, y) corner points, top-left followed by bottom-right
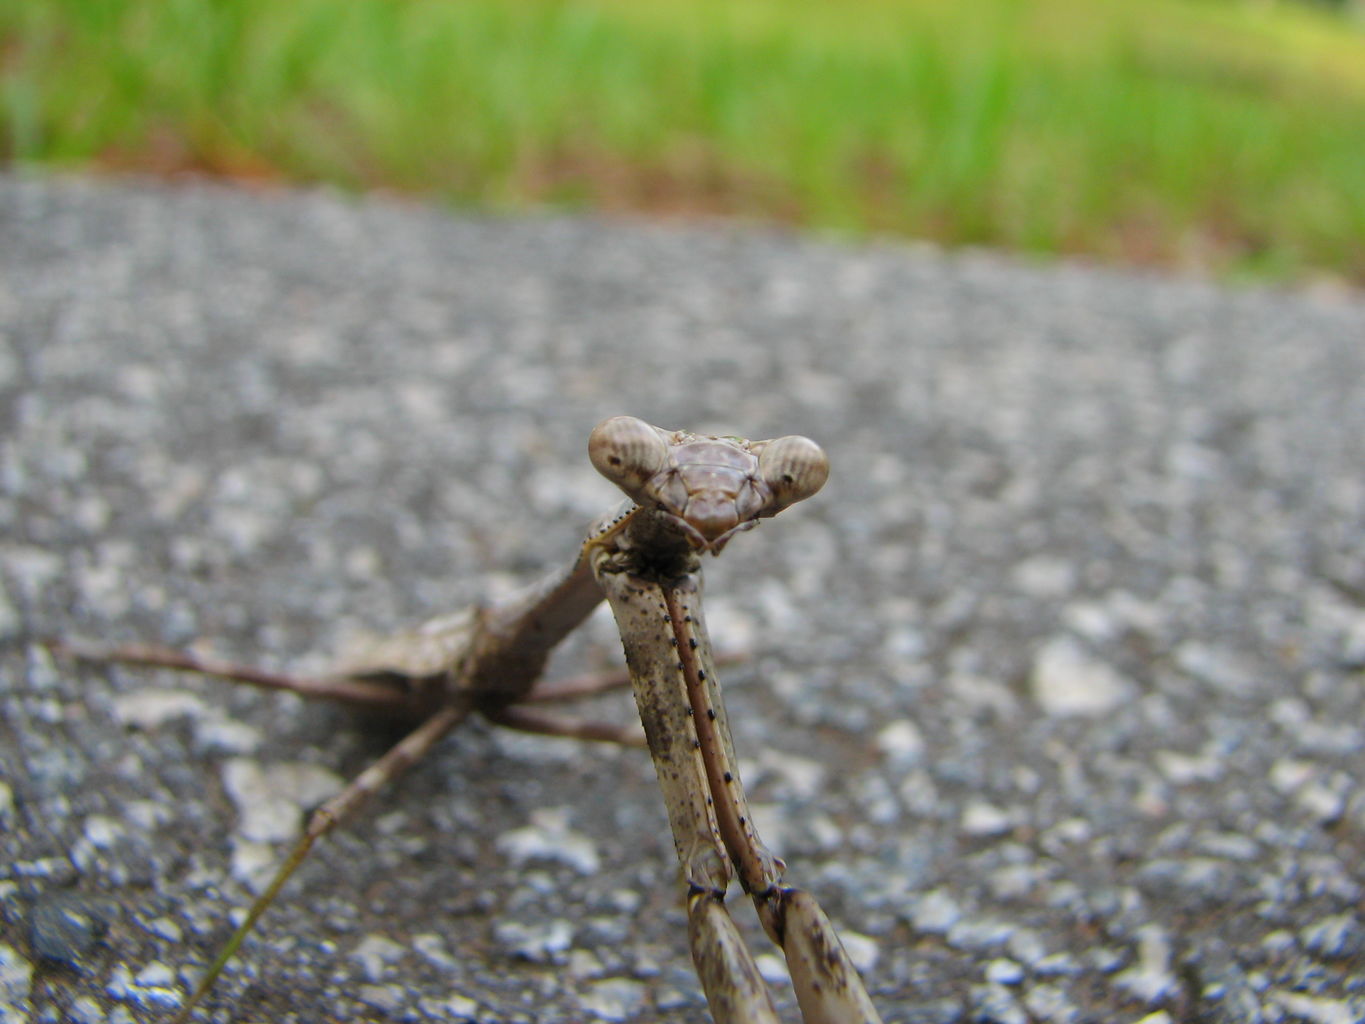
(1, 175), (1363, 1024)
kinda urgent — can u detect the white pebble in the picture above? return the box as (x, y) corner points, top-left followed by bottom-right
(875, 719), (926, 766)
(495, 807), (600, 875)
(986, 958), (1025, 985)
(350, 934), (408, 981)
(1030, 638), (1134, 716)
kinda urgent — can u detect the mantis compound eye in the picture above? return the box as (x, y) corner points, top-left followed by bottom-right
(757, 435), (829, 512)
(589, 416), (669, 497)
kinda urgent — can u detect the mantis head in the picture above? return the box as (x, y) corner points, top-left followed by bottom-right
(588, 415), (829, 553)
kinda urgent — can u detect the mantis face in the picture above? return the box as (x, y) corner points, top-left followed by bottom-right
(588, 415), (829, 552)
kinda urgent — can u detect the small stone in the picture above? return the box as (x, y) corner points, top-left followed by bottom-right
(1030, 638), (1134, 716)
(756, 748), (826, 799)
(989, 863), (1051, 899)
(192, 715), (263, 754)
(28, 892), (115, 965)
(1268, 991), (1354, 1024)
(1341, 617), (1365, 668)
(123, 801), (171, 832)
(495, 807), (600, 875)
(839, 931), (880, 973)
(909, 889), (962, 934)
(1023, 983), (1082, 1023)
(1196, 832), (1259, 861)
(1292, 718), (1363, 757)
(1013, 556), (1076, 597)
(949, 672), (1020, 716)
(1114, 925), (1179, 1005)
(653, 981), (702, 1013)
(64, 996), (108, 1024)
(897, 769), (940, 816)
(105, 963), (180, 1010)
(412, 933), (456, 971)
(1261, 930), (1296, 954)
(1192, 943), (1267, 1024)
(134, 962), (176, 988)
(11, 858), (70, 881)
(493, 919), (574, 962)
(419, 994), (481, 1021)
(755, 953), (790, 985)
(1034, 952), (1081, 975)
(567, 948), (604, 979)
(1174, 643), (1259, 696)
(1295, 783), (1346, 824)
(2, 545), (62, 597)
(1268, 698), (1311, 727)
(1136, 858), (1239, 907)
(961, 800), (1015, 837)
(947, 918), (1016, 952)
(581, 915), (630, 946)
(112, 690), (210, 729)
(221, 758), (343, 844)
(985, 958), (1025, 985)
(356, 983), (406, 1014)
(1269, 758), (1315, 793)
(349, 934), (408, 981)
(0, 944), (34, 1020)
(228, 838), (277, 891)
(970, 982), (1027, 1024)
(748, 803), (793, 853)
(1005, 929), (1049, 967)
(875, 719), (926, 766)
(1086, 946), (1126, 973)
(0, 590), (18, 640)
(1300, 913), (1364, 960)
(577, 978), (647, 1021)
(1041, 818), (1093, 848)
(142, 918), (183, 943)
(1063, 601), (1119, 641)
(82, 815), (124, 849)
(70, 817), (128, 873)
(1155, 749), (1223, 785)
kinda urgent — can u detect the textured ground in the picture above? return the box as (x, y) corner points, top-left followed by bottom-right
(1, 175), (1363, 1024)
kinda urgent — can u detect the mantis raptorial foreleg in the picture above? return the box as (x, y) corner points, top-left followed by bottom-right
(590, 428), (882, 1024)
(55, 416), (883, 1024)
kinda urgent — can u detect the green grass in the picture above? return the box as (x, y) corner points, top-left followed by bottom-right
(3, 0), (1363, 282)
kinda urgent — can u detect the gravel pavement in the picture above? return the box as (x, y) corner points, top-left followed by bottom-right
(1, 175), (1363, 1024)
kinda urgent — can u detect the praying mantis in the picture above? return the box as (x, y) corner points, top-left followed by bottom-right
(58, 416), (884, 1024)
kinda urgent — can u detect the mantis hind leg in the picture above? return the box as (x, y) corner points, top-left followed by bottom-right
(167, 700), (474, 1024)
(48, 638), (414, 712)
(484, 703), (645, 746)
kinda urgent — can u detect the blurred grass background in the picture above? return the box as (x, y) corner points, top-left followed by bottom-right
(2, 0), (1362, 283)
